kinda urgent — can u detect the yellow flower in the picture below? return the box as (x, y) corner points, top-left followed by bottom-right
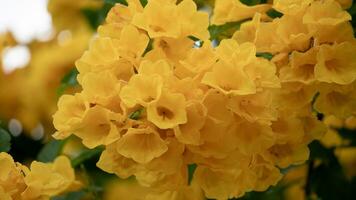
(116, 127), (168, 164)
(104, 0), (143, 26)
(315, 42), (356, 85)
(178, 41), (217, 76)
(279, 47), (318, 84)
(138, 59), (173, 78)
(22, 156), (81, 200)
(132, 0), (208, 39)
(303, 0), (351, 26)
(97, 143), (138, 179)
(0, 187), (11, 200)
(174, 101), (206, 145)
(53, 93), (89, 140)
(120, 74), (163, 108)
(202, 59), (256, 96)
(81, 71), (121, 110)
(103, 179), (150, 200)
(147, 90), (187, 129)
(114, 25), (149, 67)
(176, 0), (209, 40)
(76, 37), (120, 83)
(0, 152), (28, 200)
(227, 90), (278, 124)
(212, 0), (271, 25)
(132, 0), (180, 38)
(75, 105), (122, 148)
(235, 120), (276, 155)
(146, 36), (194, 64)
(273, 0), (313, 15)
(315, 83), (356, 119)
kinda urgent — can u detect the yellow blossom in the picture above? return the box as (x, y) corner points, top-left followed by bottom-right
(147, 90), (187, 129)
(22, 156), (81, 200)
(116, 127), (168, 164)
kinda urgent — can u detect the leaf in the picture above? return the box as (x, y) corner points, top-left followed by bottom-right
(336, 128), (356, 146)
(240, 0), (267, 6)
(266, 9), (283, 19)
(71, 146), (105, 167)
(37, 139), (67, 162)
(256, 52), (273, 60)
(208, 20), (248, 43)
(187, 164), (197, 185)
(307, 141), (356, 200)
(0, 128), (11, 152)
(139, 0), (148, 7)
(51, 190), (86, 200)
(57, 68), (79, 97)
(129, 108), (144, 120)
(104, 0), (128, 6)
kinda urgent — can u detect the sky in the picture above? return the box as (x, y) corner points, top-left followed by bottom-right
(0, 0), (52, 73)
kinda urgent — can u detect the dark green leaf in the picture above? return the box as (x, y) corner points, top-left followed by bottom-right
(142, 39), (154, 57)
(240, 0), (265, 6)
(188, 164), (197, 185)
(57, 68), (79, 97)
(0, 128), (11, 152)
(307, 141), (356, 200)
(51, 190), (86, 200)
(37, 139), (67, 162)
(256, 52), (273, 60)
(140, 0), (148, 7)
(104, 0), (128, 6)
(208, 20), (248, 43)
(266, 9), (283, 19)
(71, 146), (105, 167)
(129, 108), (144, 120)
(336, 128), (356, 146)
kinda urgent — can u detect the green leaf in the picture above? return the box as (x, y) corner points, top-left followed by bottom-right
(266, 9), (283, 19)
(240, 0), (266, 6)
(104, 0), (128, 6)
(51, 190), (86, 200)
(337, 128), (356, 146)
(0, 128), (11, 152)
(57, 68), (79, 97)
(256, 52), (273, 60)
(307, 141), (356, 199)
(37, 139), (67, 162)
(142, 39), (154, 57)
(139, 0), (148, 7)
(187, 164), (197, 185)
(208, 20), (248, 43)
(129, 108), (144, 120)
(71, 146), (105, 167)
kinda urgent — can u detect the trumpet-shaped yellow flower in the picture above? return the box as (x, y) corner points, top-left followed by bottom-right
(22, 156), (81, 200)
(75, 105), (122, 148)
(0, 153), (28, 200)
(120, 74), (163, 108)
(202, 60), (256, 96)
(81, 71), (121, 110)
(116, 127), (168, 164)
(147, 90), (187, 129)
(315, 42), (356, 85)
(53, 94), (89, 140)
(132, 0), (208, 39)
(212, 0), (271, 25)
(273, 0), (313, 15)
(303, 0), (351, 26)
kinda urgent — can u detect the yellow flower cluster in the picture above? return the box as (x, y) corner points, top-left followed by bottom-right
(53, 0), (356, 199)
(0, 153), (80, 200)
